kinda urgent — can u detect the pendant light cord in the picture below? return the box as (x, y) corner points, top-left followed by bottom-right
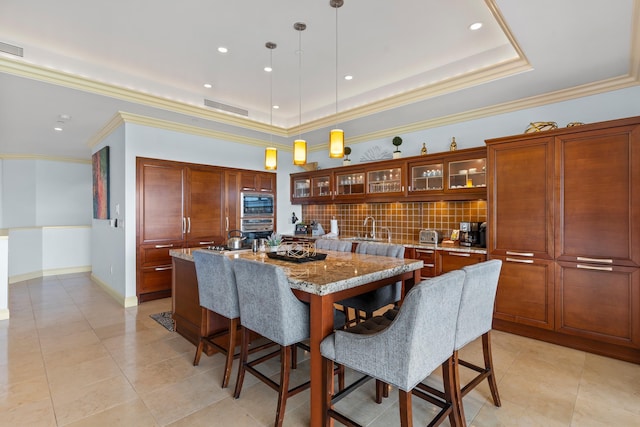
(298, 27), (303, 140)
(335, 4), (339, 126)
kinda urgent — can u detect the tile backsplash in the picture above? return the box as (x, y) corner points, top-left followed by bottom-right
(301, 201), (486, 242)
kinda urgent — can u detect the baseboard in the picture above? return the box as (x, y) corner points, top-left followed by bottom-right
(0, 308), (9, 320)
(9, 266), (91, 284)
(91, 273), (138, 308)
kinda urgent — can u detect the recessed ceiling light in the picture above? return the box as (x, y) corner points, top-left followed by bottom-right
(469, 22), (483, 30)
(54, 127), (63, 132)
(203, 83), (212, 88)
(273, 105), (279, 109)
(218, 47), (228, 53)
(58, 114), (72, 121)
(344, 75), (353, 81)
(264, 66), (273, 72)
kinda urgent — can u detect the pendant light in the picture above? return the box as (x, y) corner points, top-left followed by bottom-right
(329, 0), (344, 159)
(293, 22), (307, 166)
(264, 42), (277, 170)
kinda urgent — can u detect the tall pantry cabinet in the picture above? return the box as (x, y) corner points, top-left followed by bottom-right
(136, 158), (226, 302)
(486, 116), (640, 363)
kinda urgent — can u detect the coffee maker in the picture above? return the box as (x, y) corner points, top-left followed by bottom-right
(459, 221), (486, 247)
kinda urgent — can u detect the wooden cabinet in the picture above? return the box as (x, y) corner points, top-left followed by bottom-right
(555, 261), (640, 348)
(555, 124), (640, 266)
(493, 255), (555, 330)
(407, 248), (438, 278)
(225, 170), (241, 234)
(136, 158), (225, 302)
(241, 171), (274, 193)
(486, 115), (640, 363)
(290, 147), (487, 204)
(437, 250), (486, 275)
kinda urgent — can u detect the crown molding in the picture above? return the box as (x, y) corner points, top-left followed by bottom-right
(0, 154), (91, 164)
(346, 74), (640, 146)
(88, 111), (292, 152)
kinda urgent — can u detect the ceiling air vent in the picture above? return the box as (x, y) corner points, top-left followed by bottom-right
(204, 99), (248, 117)
(0, 41), (24, 57)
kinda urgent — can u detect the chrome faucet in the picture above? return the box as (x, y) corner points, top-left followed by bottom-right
(363, 216), (376, 239)
(380, 226), (391, 242)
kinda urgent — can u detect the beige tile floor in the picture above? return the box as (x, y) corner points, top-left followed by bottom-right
(1, 273), (639, 426)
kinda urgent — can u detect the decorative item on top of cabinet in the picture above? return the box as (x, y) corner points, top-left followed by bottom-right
(421, 143), (427, 155)
(524, 121), (558, 133)
(392, 136), (403, 159)
(343, 146), (352, 166)
(449, 137), (457, 151)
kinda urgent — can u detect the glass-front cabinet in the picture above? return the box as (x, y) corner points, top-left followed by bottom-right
(448, 157), (486, 190)
(291, 176), (311, 200)
(335, 171), (365, 198)
(408, 161), (444, 193)
(311, 175), (332, 199)
(367, 167), (404, 195)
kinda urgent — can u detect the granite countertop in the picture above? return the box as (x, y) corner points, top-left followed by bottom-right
(170, 248), (423, 296)
(279, 233), (487, 255)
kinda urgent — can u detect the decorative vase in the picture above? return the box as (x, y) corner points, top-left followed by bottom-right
(392, 151), (401, 159)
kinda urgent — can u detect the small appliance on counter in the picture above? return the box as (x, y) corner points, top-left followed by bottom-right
(419, 229), (439, 244)
(311, 221), (325, 236)
(459, 221), (486, 247)
(295, 223), (311, 235)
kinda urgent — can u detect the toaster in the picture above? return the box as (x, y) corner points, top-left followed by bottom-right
(419, 229), (438, 244)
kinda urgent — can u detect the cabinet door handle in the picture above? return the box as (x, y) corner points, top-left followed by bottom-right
(408, 186), (412, 192)
(182, 217), (186, 234)
(401, 186), (405, 192)
(154, 266), (172, 271)
(506, 251), (534, 257)
(577, 264), (613, 271)
(449, 252), (470, 257)
(424, 263), (435, 268)
(225, 217), (229, 231)
(187, 217), (191, 233)
(199, 241), (215, 245)
(506, 257), (534, 264)
(416, 250), (434, 254)
(154, 244), (174, 249)
(577, 256), (613, 264)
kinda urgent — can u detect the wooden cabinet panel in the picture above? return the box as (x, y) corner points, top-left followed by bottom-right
(138, 161), (185, 244)
(139, 244), (182, 266)
(411, 248), (438, 278)
(555, 262), (640, 348)
(241, 172), (275, 193)
(225, 170), (241, 233)
(139, 265), (173, 294)
(186, 167), (225, 246)
(437, 250), (485, 275)
(487, 136), (554, 259)
(492, 255), (555, 329)
(555, 124), (640, 266)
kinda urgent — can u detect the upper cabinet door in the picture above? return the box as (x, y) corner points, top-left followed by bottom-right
(487, 136), (555, 259)
(555, 124), (640, 266)
(138, 160), (185, 244)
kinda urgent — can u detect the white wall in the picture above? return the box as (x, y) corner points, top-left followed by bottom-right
(1, 158), (92, 281)
(90, 126), (128, 303)
(0, 232), (8, 320)
(309, 86), (640, 169)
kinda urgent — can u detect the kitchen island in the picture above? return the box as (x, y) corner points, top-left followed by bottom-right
(170, 246), (423, 426)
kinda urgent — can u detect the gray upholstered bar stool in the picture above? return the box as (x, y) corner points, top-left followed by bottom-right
(337, 242), (405, 324)
(416, 259), (502, 425)
(232, 258), (344, 427)
(314, 238), (352, 252)
(320, 270), (466, 427)
(192, 250), (242, 389)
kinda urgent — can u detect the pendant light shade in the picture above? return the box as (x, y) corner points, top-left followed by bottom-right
(293, 139), (307, 165)
(293, 22), (307, 166)
(265, 147), (277, 170)
(329, 0), (345, 159)
(264, 42), (277, 171)
(329, 129), (344, 158)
